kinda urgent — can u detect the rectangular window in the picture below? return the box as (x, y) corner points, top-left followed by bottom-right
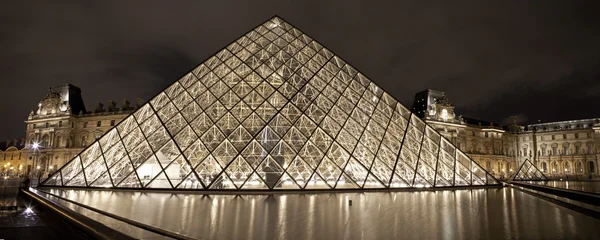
(83, 122), (88, 128)
(58, 121), (62, 127)
(97, 121), (101, 127)
(33, 124), (36, 129)
(110, 120), (116, 126)
(563, 134), (567, 139)
(552, 135), (555, 140)
(575, 133), (579, 139)
(71, 122), (75, 128)
(485, 132), (488, 138)
(45, 122), (49, 128)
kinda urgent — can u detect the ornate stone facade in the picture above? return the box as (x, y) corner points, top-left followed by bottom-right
(411, 89), (599, 180)
(22, 84), (139, 177)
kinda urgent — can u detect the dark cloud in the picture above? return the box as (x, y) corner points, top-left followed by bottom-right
(1, 0), (600, 139)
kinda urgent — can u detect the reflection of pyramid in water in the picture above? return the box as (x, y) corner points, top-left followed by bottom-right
(41, 16), (499, 190)
(512, 159), (549, 181)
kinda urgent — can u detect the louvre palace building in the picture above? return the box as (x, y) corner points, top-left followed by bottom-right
(1, 17), (598, 183)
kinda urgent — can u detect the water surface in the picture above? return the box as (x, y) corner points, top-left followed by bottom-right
(43, 187), (600, 240)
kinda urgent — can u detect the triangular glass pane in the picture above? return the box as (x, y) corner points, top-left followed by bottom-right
(414, 163), (435, 187)
(393, 160), (415, 186)
(116, 171), (142, 188)
(343, 158), (369, 187)
(285, 156), (313, 188)
(209, 173), (237, 190)
(155, 140), (181, 167)
(60, 156), (83, 185)
(90, 171), (113, 188)
(269, 141), (296, 170)
(64, 170), (86, 187)
(316, 157), (342, 187)
(213, 141), (239, 167)
(256, 156), (285, 189)
(335, 172), (361, 189)
(369, 159), (392, 187)
(228, 126), (253, 151)
(242, 113), (265, 136)
(103, 141), (127, 169)
(200, 126), (225, 151)
(273, 172), (301, 189)
(256, 126), (280, 152)
(146, 172), (172, 188)
(389, 174), (410, 188)
(298, 140), (324, 168)
(108, 156), (136, 186)
(363, 173), (385, 189)
(164, 156), (194, 187)
(44, 173), (62, 186)
(455, 159), (472, 186)
(413, 171), (433, 188)
(240, 173), (269, 189)
(177, 172), (203, 189)
(136, 156), (164, 187)
(183, 140), (210, 168)
(195, 155), (222, 187)
(283, 127), (307, 152)
(241, 140), (268, 168)
(224, 156), (254, 188)
(83, 156), (108, 185)
(304, 172), (331, 189)
(487, 174), (499, 184)
(174, 126), (198, 151)
(435, 161), (454, 187)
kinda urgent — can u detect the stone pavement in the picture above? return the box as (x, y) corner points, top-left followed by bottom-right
(0, 178), (83, 239)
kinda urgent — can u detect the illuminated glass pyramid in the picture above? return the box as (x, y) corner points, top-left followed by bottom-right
(41, 16), (499, 190)
(512, 159), (549, 181)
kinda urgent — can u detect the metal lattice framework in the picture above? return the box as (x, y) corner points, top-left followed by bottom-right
(512, 159), (549, 181)
(41, 16), (499, 190)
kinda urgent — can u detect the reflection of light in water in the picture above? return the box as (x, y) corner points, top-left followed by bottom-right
(278, 195), (287, 239)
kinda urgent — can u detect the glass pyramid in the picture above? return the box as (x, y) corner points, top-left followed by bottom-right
(512, 159), (549, 181)
(40, 16), (499, 190)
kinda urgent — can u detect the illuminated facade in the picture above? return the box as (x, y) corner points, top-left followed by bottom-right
(23, 84), (138, 177)
(411, 89), (599, 180)
(0, 138), (27, 176)
(40, 16), (499, 190)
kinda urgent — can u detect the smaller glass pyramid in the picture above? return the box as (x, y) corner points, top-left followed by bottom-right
(40, 16), (500, 190)
(512, 159), (549, 181)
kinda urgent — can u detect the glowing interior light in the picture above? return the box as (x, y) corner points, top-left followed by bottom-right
(25, 208), (33, 213)
(31, 142), (39, 149)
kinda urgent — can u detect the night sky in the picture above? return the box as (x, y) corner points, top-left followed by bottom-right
(1, 1), (599, 140)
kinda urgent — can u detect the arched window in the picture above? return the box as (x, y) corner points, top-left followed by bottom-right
(41, 134), (50, 147)
(576, 161), (583, 173)
(541, 162), (548, 172)
(552, 162), (558, 173)
(589, 161), (596, 174)
(564, 161), (570, 173)
(81, 136), (88, 147)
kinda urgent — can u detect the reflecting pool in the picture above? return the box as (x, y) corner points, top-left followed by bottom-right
(40, 187), (600, 239)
